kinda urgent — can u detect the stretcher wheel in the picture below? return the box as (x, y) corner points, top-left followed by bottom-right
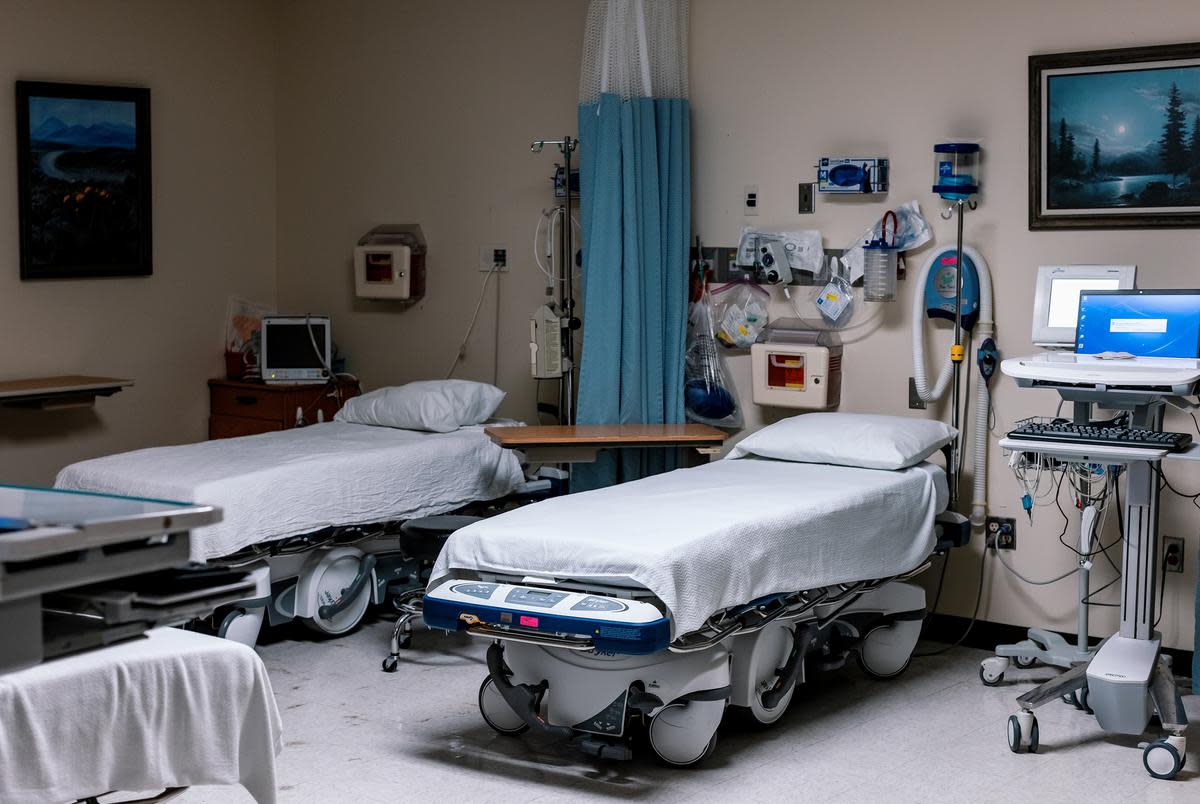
(856, 620), (919, 680)
(647, 701), (723, 767)
(739, 621), (797, 726)
(381, 655), (399, 673)
(298, 552), (373, 637)
(478, 676), (529, 736)
(1014, 655), (1038, 669)
(1144, 740), (1182, 780)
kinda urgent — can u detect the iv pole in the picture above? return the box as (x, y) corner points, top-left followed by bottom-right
(531, 136), (580, 425)
(942, 195), (976, 509)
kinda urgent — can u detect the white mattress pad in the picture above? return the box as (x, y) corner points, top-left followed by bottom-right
(0, 628), (281, 804)
(56, 421), (525, 561)
(431, 458), (948, 637)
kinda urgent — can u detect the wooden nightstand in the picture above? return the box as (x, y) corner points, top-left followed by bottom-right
(208, 378), (361, 439)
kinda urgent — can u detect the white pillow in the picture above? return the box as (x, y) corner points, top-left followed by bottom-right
(334, 380), (505, 433)
(726, 413), (956, 470)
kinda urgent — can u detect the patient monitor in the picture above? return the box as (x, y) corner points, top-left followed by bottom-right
(1030, 264), (1135, 348)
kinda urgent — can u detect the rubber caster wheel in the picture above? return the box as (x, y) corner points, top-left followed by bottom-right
(1144, 740), (1183, 780)
(647, 701), (724, 767)
(397, 634), (412, 650)
(1007, 714), (1039, 754)
(478, 676), (529, 736)
(381, 655), (399, 673)
(980, 664), (1005, 687)
(856, 620), (919, 680)
(1014, 655), (1038, 669)
(1078, 686), (1092, 715)
(1062, 691), (1079, 709)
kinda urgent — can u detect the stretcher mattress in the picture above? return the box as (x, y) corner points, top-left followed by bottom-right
(56, 421), (525, 561)
(431, 457), (948, 637)
(0, 627), (281, 804)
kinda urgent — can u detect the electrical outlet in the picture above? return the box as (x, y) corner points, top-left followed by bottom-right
(479, 244), (509, 272)
(798, 183), (814, 214)
(1164, 536), (1184, 573)
(908, 378), (927, 410)
(986, 517), (1017, 550)
(744, 184), (759, 216)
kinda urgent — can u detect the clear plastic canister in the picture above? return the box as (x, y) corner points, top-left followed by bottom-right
(933, 143), (980, 200)
(862, 242), (898, 302)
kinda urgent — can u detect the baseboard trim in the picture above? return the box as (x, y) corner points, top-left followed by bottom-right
(921, 613), (1195, 675)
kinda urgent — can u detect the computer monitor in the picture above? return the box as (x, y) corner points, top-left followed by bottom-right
(1075, 290), (1200, 359)
(1031, 265), (1136, 348)
(261, 316), (331, 384)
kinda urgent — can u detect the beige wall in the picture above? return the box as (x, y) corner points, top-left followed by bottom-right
(690, 0), (1200, 648)
(0, 0), (278, 484)
(4, 0), (1196, 648)
(274, 0), (589, 421)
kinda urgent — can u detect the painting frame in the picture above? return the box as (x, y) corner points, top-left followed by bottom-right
(1030, 42), (1200, 230)
(16, 80), (152, 279)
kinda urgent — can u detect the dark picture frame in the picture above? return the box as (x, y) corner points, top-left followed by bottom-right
(16, 81), (152, 278)
(1030, 42), (1200, 230)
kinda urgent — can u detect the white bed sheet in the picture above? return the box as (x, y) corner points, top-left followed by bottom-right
(0, 627), (281, 804)
(56, 421), (526, 561)
(431, 458), (948, 637)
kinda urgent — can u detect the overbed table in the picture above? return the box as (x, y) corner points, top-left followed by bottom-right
(484, 423), (728, 464)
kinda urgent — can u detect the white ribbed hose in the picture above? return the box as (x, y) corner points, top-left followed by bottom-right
(911, 246), (993, 526)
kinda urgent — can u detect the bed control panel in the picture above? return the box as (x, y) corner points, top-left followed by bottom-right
(423, 579), (671, 655)
(505, 587), (568, 608)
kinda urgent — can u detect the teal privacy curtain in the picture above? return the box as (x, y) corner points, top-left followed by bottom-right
(572, 0), (691, 490)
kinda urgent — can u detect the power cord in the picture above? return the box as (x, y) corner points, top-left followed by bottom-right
(915, 546), (989, 657)
(446, 266), (500, 379)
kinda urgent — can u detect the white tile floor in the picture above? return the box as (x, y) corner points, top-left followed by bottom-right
(180, 616), (1200, 804)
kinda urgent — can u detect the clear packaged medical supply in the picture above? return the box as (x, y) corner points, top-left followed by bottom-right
(813, 274), (854, 325)
(711, 281), (770, 349)
(684, 291), (742, 428)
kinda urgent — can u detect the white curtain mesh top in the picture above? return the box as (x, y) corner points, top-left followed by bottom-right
(579, 0), (689, 103)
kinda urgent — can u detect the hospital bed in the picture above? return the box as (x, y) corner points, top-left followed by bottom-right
(55, 420), (526, 643)
(422, 449), (950, 765)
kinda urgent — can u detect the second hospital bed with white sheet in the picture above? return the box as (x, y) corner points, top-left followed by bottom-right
(423, 415), (953, 766)
(55, 420), (526, 643)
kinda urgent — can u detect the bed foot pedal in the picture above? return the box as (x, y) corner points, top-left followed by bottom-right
(575, 736), (633, 761)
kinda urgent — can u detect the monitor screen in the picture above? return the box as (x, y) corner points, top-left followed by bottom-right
(264, 322), (328, 369)
(1046, 277), (1121, 328)
(1076, 291), (1200, 358)
(1031, 265), (1135, 347)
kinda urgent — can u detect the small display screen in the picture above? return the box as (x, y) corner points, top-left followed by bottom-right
(265, 322), (328, 369)
(1076, 292), (1200, 358)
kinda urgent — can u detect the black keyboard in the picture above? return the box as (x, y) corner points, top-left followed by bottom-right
(1007, 421), (1193, 452)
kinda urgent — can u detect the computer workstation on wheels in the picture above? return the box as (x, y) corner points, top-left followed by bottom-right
(991, 276), (1200, 780)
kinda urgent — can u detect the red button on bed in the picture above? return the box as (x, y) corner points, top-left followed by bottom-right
(519, 615), (539, 628)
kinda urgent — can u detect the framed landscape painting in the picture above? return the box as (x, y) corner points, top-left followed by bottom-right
(16, 81), (152, 278)
(1030, 42), (1200, 229)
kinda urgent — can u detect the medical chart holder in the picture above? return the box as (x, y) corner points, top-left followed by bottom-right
(996, 379), (1196, 778)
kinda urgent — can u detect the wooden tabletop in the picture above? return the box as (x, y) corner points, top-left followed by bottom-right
(0, 375), (133, 400)
(485, 423), (728, 448)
